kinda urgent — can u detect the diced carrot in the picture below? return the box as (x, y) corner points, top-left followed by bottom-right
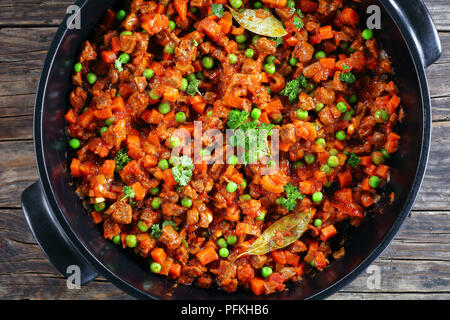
(388, 94), (401, 110)
(93, 107), (113, 120)
(335, 188), (353, 203)
(364, 164), (377, 176)
(169, 263), (181, 278)
(319, 25), (334, 40)
(131, 182), (147, 201)
(259, 111), (270, 124)
(111, 96), (125, 111)
(151, 248), (167, 264)
(309, 33), (322, 44)
(111, 37), (121, 53)
(196, 247), (218, 266)
(285, 36), (298, 46)
(271, 250), (287, 265)
(91, 211), (103, 224)
(250, 278), (265, 296)
(70, 158), (81, 177)
(100, 159), (115, 176)
(361, 178), (371, 191)
(320, 58), (336, 70)
(285, 251), (300, 267)
(218, 13), (233, 33)
(376, 164), (390, 178)
(78, 108), (95, 129)
(160, 258), (173, 276)
(385, 132), (400, 153)
(304, 241), (318, 263)
(142, 154), (158, 169)
(360, 193), (374, 207)
(320, 224), (337, 241)
(313, 251), (327, 269)
(162, 168), (178, 186)
(174, 0), (188, 21)
(65, 108), (77, 124)
(299, 0), (318, 12)
(192, 102), (206, 114)
(230, 173), (244, 185)
(142, 109), (164, 124)
(279, 141), (292, 152)
(101, 50), (117, 64)
(339, 8), (360, 26)
(338, 170), (352, 188)
(262, 98), (283, 114)
(126, 135), (140, 150)
(164, 87), (180, 102)
(360, 156), (372, 167)
(225, 40), (238, 53)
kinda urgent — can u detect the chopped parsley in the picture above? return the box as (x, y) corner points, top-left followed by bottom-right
(227, 110), (250, 130)
(121, 185), (135, 201)
(114, 58), (123, 72)
(162, 220), (179, 230)
(211, 3), (225, 18)
(151, 224), (162, 239)
(186, 78), (201, 97)
(276, 183), (305, 211)
(115, 149), (131, 171)
(340, 64), (356, 84)
(293, 10), (304, 29)
(280, 78), (302, 103)
(347, 152), (361, 168)
(171, 156), (194, 186)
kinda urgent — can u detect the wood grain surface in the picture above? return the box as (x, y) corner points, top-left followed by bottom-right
(0, 0), (448, 300)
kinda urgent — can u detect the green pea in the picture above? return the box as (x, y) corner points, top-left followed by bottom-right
(151, 197), (162, 209)
(179, 78), (188, 91)
(241, 179), (247, 189)
(230, 0), (243, 8)
(217, 238), (228, 248)
(69, 138), (81, 149)
(125, 235), (137, 248)
(256, 212), (265, 221)
(264, 63), (276, 74)
(315, 51), (326, 59)
(261, 266), (272, 278)
(329, 148), (338, 156)
(119, 53), (130, 64)
(312, 191), (323, 203)
(369, 176), (381, 188)
(227, 235), (238, 246)
(348, 94), (358, 105)
(158, 159), (169, 170)
(371, 152), (385, 165)
(320, 164), (331, 174)
(362, 28), (374, 40)
(374, 110), (388, 123)
(240, 194), (252, 201)
(175, 112), (187, 123)
(74, 63), (82, 73)
(343, 112), (353, 121)
(150, 187), (160, 195)
(266, 55), (276, 64)
(229, 54), (238, 64)
(294, 161), (304, 169)
(226, 181), (238, 193)
(149, 91), (160, 100)
(380, 148), (390, 159)
(336, 102), (347, 113)
(150, 262), (162, 273)
(296, 109), (308, 120)
(168, 136), (181, 148)
(289, 57), (298, 66)
(219, 247), (230, 258)
(143, 68), (154, 79)
(116, 10), (127, 21)
(315, 102), (325, 112)
(112, 235), (121, 244)
(336, 130), (346, 141)
(181, 197), (192, 208)
(201, 56), (214, 69)
(158, 102), (171, 114)
(304, 154), (315, 164)
(328, 155), (340, 168)
(244, 48), (255, 58)
(168, 20), (176, 30)
(252, 35), (260, 46)
(137, 220), (149, 232)
(251, 108), (261, 120)
(120, 31), (133, 38)
(238, 43), (246, 50)
(164, 44), (175, 54)
(235, 34), (247, 44)
(86, 73), (97, 84)
(227, 155), (239, 165)
(187, 73), (197, 82)
(313, 219), (322, 227)
(100, 126), (108, 135)
(253, 1), (263, 9)
(316, 138), (326, 147)
(93, 202), (106, 212)
(105, 117), (115, 126)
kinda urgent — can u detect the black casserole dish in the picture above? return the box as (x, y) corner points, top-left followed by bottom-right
(22, 0), (441, 299)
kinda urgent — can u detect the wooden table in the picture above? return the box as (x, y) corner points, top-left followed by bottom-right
(0, 0), (448, 300)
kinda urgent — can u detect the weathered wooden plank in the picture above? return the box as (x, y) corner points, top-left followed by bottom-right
(328, 292), (450, 300)
(0, 116), (33, 140)
(423, 0), (450, 32)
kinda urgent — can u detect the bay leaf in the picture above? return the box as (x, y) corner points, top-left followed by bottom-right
(229, 8), (288, 38)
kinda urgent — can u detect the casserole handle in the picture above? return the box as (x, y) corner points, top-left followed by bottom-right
(21, 181), (98, 286)
(386, 0), (442, 67)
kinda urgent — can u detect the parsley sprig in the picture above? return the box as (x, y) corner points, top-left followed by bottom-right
(121, 185), (135, 201)
(171, 156), (194, 186)
(340, 64), (356, 84)
(293, 10), (304, 29)
(186, 78), (201, 97)
(347, 152), (361, 168)
(211, 3), (225, 18)
(115, 149), (131, 171)
(276, 183), (305, 211)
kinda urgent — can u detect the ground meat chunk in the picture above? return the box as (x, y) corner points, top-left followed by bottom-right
(159, 225), (182, 249)
(161, 203), (186, 217)
(292, 40), (314, 63)
(106, 201), (132, 224)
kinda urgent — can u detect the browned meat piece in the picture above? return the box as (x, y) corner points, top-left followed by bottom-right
(159, 225), (182, 249)
(106, 201), (132, 224)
